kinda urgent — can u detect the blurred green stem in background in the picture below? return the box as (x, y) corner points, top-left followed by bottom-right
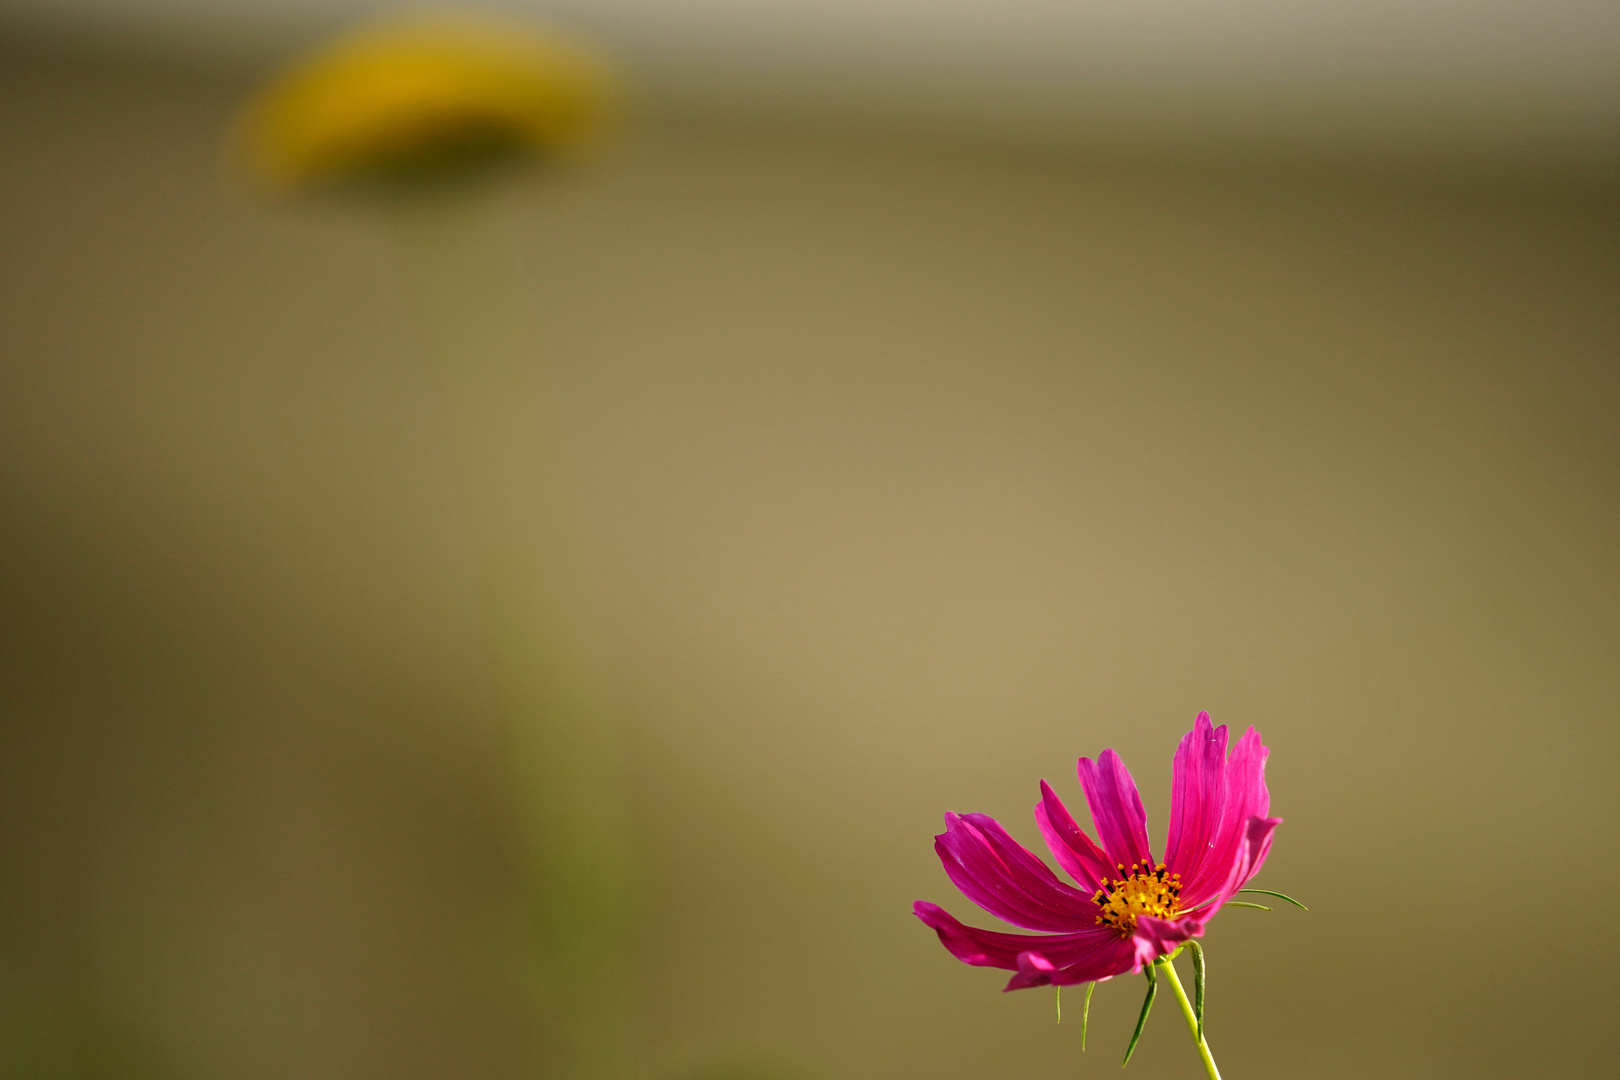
(1160, 957), (1221, 1080)
(388, 191), (638, 1080)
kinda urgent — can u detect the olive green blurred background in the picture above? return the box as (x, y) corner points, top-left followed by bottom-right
(2, 40), (1619, 1080)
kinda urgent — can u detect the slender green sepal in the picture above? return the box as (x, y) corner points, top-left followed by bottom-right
(1223, 901), (1272, 911)
(1055, 985), (1062, 1024)
(1122, 963), (1158, 1067)
(1186, 940), (1206, 1044)
(1178, 895), (1220, 917)
(1082, 981), (1096, 1050)
(1237, 888), (1308, 910)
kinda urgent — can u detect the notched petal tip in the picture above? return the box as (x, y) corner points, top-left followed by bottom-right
(1076, 748), (1154, 869)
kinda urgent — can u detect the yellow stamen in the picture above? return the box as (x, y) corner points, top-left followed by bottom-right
(1092, 861), (1182, 937)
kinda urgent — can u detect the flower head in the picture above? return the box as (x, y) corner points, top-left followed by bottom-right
(915, 712), (1281, 991)
(239, 13), (617, 191)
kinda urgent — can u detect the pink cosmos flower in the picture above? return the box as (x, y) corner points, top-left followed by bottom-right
(915, 712), (1281, 991)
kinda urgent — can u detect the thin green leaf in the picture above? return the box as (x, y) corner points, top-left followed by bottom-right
(1186, 940), (1206, 1045)
(1122, 964), (1157, 1067)
(1082, 981), (1095, 1050)
(1237, 888), (1308, 910)
(1055, 985), (1061, 1024)
(1178, 895), (1220, 917)
(1223, 900), (1272, 911)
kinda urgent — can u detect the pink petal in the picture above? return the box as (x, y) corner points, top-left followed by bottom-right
(1077, 748), (1155, 871)
(1208, 814), (1282, 901)
(1131, 914), (1203, 968)
(913, 901), (1122, 975)
(934, 812), (1101, 932)
(1177, 725), (1274, 905)
(1008, 949), (1058, 991)
(1004, 936), (1139, 990)
(1034, 780), (1115, 893)
(1165, 712), (1228, 884)
(1243, 813), (1280, 884)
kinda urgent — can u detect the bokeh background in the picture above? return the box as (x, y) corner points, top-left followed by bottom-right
(2, 3), (1618, 1079)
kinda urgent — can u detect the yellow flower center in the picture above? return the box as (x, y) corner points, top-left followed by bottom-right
(1093, 862), (1182, 937)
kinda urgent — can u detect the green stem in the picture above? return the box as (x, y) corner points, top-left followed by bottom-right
(1158, 958), (1222, 1080)
(389, 194), (638, 1080)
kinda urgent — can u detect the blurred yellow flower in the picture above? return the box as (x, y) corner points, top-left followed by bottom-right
(240, 13), (617, 190)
